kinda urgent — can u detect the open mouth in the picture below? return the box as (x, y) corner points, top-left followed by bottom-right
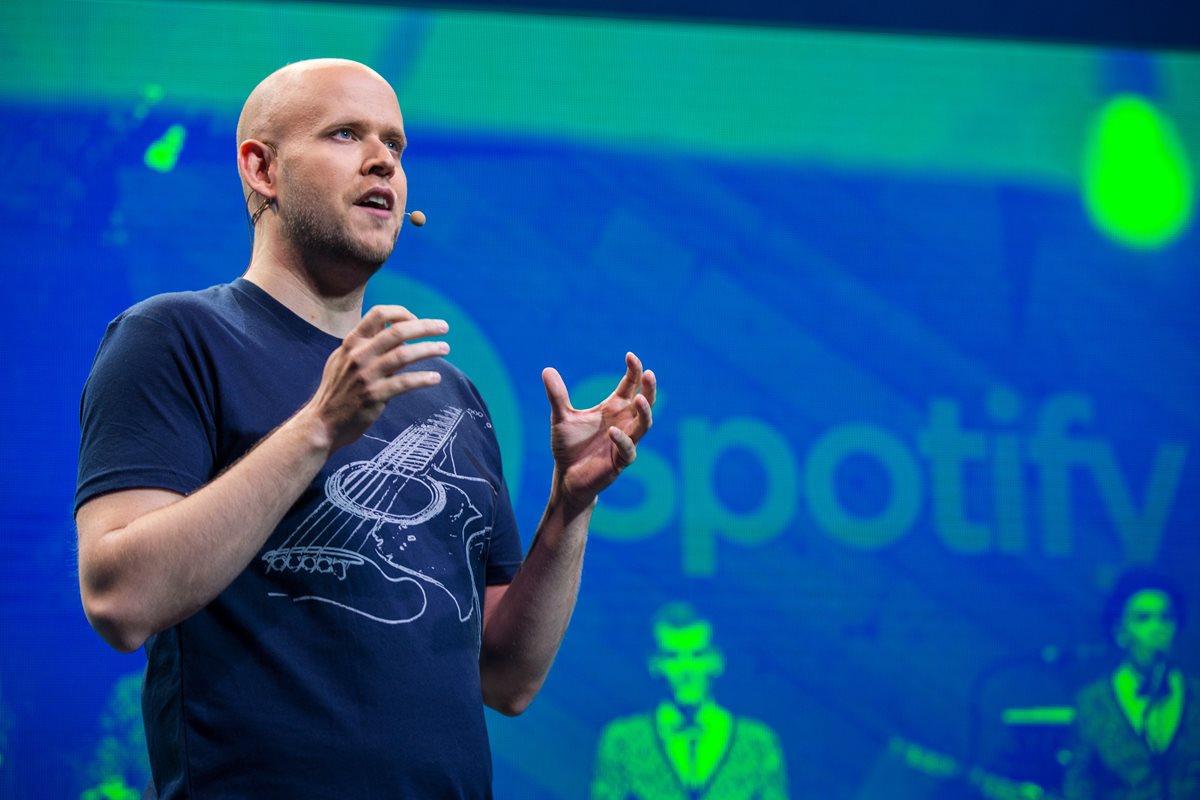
(354, 188), (395, 217)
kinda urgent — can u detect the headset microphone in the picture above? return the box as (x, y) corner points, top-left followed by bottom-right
(404, 210), (426, 227)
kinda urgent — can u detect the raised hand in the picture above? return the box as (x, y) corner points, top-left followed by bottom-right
(542, 352), (655, 511)
(305, 305), (450, 450)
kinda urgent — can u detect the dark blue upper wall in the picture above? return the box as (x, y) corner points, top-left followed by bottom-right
(272, 0), (1200, 51)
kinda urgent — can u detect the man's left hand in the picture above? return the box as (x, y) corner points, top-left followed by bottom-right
(542, 352), (655, 513)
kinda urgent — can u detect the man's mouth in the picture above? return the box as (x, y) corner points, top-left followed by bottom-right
(353, 188), (395, 217)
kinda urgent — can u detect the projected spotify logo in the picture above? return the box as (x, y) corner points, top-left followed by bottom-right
(346, 282), (1191, 580)
(587, 388), (1187, 576)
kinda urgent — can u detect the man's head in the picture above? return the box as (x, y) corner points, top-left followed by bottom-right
(647, 603), (724, 708)
(1103, 570), (1185, 669)
(236, 59), (408, 273)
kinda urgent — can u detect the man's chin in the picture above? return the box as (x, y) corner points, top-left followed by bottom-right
(359, 232), (400, 266)
(361, 250), (395, 269)
(672, 689), (708, 707)
(348, 239), (397, 270)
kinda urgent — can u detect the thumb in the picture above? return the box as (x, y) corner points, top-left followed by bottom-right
(542, 367), (572, 422)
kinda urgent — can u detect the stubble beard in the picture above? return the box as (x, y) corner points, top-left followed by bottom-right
(279, 181), (398, 271)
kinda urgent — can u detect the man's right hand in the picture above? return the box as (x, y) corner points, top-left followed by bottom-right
(76, 305), (450, 652)
(302, 305), (450, 451)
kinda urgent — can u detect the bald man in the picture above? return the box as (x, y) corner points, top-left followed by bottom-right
(75, 59), (655, 799)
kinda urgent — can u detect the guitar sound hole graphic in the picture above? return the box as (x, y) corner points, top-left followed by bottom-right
(263, 407), (493, 627)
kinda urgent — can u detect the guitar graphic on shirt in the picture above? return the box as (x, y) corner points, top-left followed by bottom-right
(262, 406), (493, 626)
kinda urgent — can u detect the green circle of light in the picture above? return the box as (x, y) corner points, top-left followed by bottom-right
(1083, 94), (1194, 250)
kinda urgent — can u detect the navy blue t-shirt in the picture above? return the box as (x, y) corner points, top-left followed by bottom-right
(76, 279), (524, 799)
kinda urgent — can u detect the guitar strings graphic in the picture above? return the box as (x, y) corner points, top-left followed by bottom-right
(263, 407), (490, 626)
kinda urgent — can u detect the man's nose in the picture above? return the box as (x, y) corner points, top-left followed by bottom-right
(1147, 619), (1175, 640)
(363, 138), (396, 177)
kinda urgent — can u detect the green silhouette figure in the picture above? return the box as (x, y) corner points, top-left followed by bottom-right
(591, 603), (789, 799)
(79, 672), (151, 800)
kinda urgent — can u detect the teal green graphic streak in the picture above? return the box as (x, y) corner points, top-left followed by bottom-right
(3, 1), (1198, 183)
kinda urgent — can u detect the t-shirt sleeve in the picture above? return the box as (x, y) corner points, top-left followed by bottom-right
(453, 369), (523, 585)
(485, 473), (523, 585)
(76, 310), (217, 512)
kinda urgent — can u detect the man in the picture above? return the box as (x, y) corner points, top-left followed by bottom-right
(75, 58), (655, 799)
(1063, 571), (1200, 800)
(591, 603), (789, 799)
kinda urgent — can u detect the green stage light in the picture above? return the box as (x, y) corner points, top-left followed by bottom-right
(1083, 94), (1194, 250)
(144, 123), (186, 173)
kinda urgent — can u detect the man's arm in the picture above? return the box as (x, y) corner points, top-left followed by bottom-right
(479, 353), (655, 715)
(1061, 718), (1097, 800)
(76, 307), (449, 653)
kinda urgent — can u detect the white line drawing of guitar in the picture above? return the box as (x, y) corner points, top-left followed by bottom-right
(263, 407), (494, 628)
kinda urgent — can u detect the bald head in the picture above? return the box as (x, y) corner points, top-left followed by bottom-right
(237, 59), (394, 148)
(236, 59), (401, 200)
(236, 58), (409, 271)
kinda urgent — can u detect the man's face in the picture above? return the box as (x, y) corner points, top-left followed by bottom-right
(1116, 589), (1177, 667)
(272, 65), (408, 269)
(649, 621), (724, 707)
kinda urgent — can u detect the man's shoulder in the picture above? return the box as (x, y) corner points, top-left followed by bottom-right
(1073, 674), (1116, 721)
(597, 710), (656, 745)
(1076, 675), (1110, 703)
(732, 715), (783, 748)
(427, 358), (488, 408)
(433, 357), (470, 383)
(119, 283), (239, 327)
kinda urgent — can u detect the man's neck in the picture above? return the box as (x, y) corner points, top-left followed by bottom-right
(1112, 660), (1184, 750)
(663, 697), (725, 726)
(244, 245), (371, 338)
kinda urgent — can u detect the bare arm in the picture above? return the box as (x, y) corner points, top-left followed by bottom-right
(479, 353), (655, 715)
(76, 307), (449, 653)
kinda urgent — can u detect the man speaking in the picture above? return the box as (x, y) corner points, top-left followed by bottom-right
(75, 59), (655, 799)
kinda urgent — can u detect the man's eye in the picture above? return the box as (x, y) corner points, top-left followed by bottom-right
(334, 129), (354, 140)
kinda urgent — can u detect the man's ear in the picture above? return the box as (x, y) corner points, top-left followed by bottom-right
(239, 139), (277, 202)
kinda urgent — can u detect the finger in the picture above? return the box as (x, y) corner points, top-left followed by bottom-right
(379, 369), (443, 400)
(542, 367), (572, 423)
(640, 369), (657, 407)
(630, 393), (653, 439)
(612, 352), (644, 400)
(378, 341), (451, 374)
(609, 426), (637, 469)
(367, 317), (449, 355)
(350, 305), (417, 340)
